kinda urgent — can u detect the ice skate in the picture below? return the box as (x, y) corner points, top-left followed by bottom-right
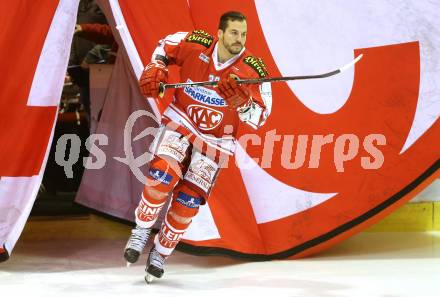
(124, 226), (151, 265)
(145, 246), (167, 284)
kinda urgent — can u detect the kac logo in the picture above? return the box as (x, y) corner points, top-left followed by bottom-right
(187, 104), (223, 131)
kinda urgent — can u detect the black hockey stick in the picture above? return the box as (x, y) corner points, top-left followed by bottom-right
(158, 54), (363, 95)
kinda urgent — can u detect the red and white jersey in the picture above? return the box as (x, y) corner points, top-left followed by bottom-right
(151, 30), (272, 154)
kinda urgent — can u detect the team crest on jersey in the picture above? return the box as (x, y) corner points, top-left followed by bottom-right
(186, 30), (214, 48)
(187, 104), (223, 131)
(243, 56), (268, 78)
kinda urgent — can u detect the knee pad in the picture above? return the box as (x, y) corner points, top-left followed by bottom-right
(169, 182), (203, 219)
(145, 157), (181, 195)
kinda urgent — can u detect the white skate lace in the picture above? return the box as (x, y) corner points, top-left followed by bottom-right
(126, 227), (151, 252)
(149, 248), (166, 269)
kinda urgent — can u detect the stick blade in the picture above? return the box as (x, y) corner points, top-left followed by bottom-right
(339, 54), (363, 73)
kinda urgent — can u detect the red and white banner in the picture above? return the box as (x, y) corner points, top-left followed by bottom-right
(106, 0), (439, 259)
(0, 0), (78, 260)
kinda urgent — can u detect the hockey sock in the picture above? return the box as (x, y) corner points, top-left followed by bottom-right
(153, 183), (203, 256)
(135, 191), (167, 228)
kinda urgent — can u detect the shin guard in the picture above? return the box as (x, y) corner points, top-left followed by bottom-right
(153, 183), (203, 256)
(135, 157), (181, 228)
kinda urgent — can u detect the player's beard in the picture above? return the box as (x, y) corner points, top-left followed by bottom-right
(223, 39), (243, 55)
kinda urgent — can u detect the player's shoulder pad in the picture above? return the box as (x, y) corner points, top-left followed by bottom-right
(185, 30), (214, 48)
(243, 55), (269, 78)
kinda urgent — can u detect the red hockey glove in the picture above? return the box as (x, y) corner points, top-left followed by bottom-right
(217, 73), (251, 110)
(139, 61), (168, 98)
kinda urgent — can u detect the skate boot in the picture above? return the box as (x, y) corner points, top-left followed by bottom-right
(145, 246), (167, 284)
(124, 226), (151, 265)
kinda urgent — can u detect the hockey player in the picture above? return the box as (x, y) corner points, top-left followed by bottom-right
(124, 11), (272, 283)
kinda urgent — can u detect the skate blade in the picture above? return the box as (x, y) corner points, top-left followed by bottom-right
(145, 273), (154, 284)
